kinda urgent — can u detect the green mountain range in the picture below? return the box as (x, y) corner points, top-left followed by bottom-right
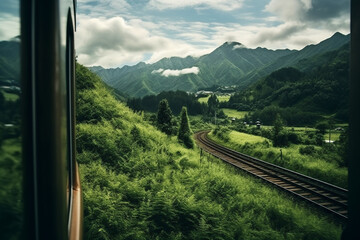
(226, 42), (350, 125)
(90, 32), (349, 97)
(0, 37), (20, 83)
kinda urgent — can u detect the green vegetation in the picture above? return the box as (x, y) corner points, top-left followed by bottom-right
(272, 113), (288, 147)
(222, 108), (248, 119)
(157, 99), (173, 135)
(197, 96), (209, 104)
(127, 90), (206, 115)
(227, 43), (350, 125)
(0, 138), (23, 239)
(198, 95), (230, 104)
(76, 63), (342, 239)
(209, 128), (348, 188)
(207, 94), (219, 115)
(177, 107), (193, 148)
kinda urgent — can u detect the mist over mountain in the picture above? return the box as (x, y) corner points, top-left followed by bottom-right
(89, 32), (349, 98)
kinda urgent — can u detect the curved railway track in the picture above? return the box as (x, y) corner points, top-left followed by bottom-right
(195, 131), (348, 222)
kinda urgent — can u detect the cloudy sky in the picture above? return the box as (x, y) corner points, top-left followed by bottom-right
(0, 1), (350, 68)
(75, 0), (350, 68)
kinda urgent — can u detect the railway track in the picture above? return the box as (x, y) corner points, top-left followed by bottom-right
(195, 131), (348, 222)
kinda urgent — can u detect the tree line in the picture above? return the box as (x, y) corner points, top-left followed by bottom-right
(157, 99), (193, 148)
(127, 90), (206, 115)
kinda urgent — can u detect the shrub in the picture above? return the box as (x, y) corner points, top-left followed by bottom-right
(273, 130), (289, 147)
(214, 126), (230, 142)
(131, 125), (147, 149)
(299, 146), (316, 155)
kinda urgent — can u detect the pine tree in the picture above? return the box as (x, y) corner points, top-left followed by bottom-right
(272, 113), (288, 147)
(178, 106), (193, 148)
(207, 94), (219, 114)
(157, 99), (173, 135)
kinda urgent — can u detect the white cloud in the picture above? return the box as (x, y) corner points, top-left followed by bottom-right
(148, 0), (244, 11)
(265, 0), (350, 27)
(252, 22), (306, 46)
(0, 14), (20, 41)
(265, 0), (311, 22)
(76, 0), (131, 18)
(76, 15), (195, 67)
(152, 67), (200, 77)
(151, 68), (164, 74)
(232, 43), (246, 50)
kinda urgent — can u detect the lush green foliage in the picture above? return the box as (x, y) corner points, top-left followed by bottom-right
(177, 107), (193, 148)
(207, 94), (219, 115)
(272, 114), (289, 147)
(157, 99), (173, 135)
(76, 63), (342, 239)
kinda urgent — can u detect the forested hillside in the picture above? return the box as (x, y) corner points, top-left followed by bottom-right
(241, 32), (350, 87)
(76, 63), (341, 239)
(227, 42), (350, 126)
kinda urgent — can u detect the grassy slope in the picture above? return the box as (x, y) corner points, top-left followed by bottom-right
(76, 63), (342, 239)
(209, 130), (347, 188)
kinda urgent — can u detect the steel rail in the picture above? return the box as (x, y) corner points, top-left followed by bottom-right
(195, 131), (348, 222)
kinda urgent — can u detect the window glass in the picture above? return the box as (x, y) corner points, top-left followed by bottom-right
(0, 0), (23, 238)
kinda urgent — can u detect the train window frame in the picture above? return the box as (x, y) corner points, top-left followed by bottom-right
(66, 9), (75, 232)
(20, 0), (82, 239)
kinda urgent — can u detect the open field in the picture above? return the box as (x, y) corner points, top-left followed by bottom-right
(198, 95), (230, 104)
(226, 131), (267, 144)
(222, 108), (248, 119)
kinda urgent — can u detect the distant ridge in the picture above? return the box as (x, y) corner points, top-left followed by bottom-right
(241, 32), (350, 87)
(89, 32), (350, 97)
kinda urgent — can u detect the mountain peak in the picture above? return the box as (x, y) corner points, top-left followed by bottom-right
(332, 32), (345, 38)
(221, 41), (247, 50)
